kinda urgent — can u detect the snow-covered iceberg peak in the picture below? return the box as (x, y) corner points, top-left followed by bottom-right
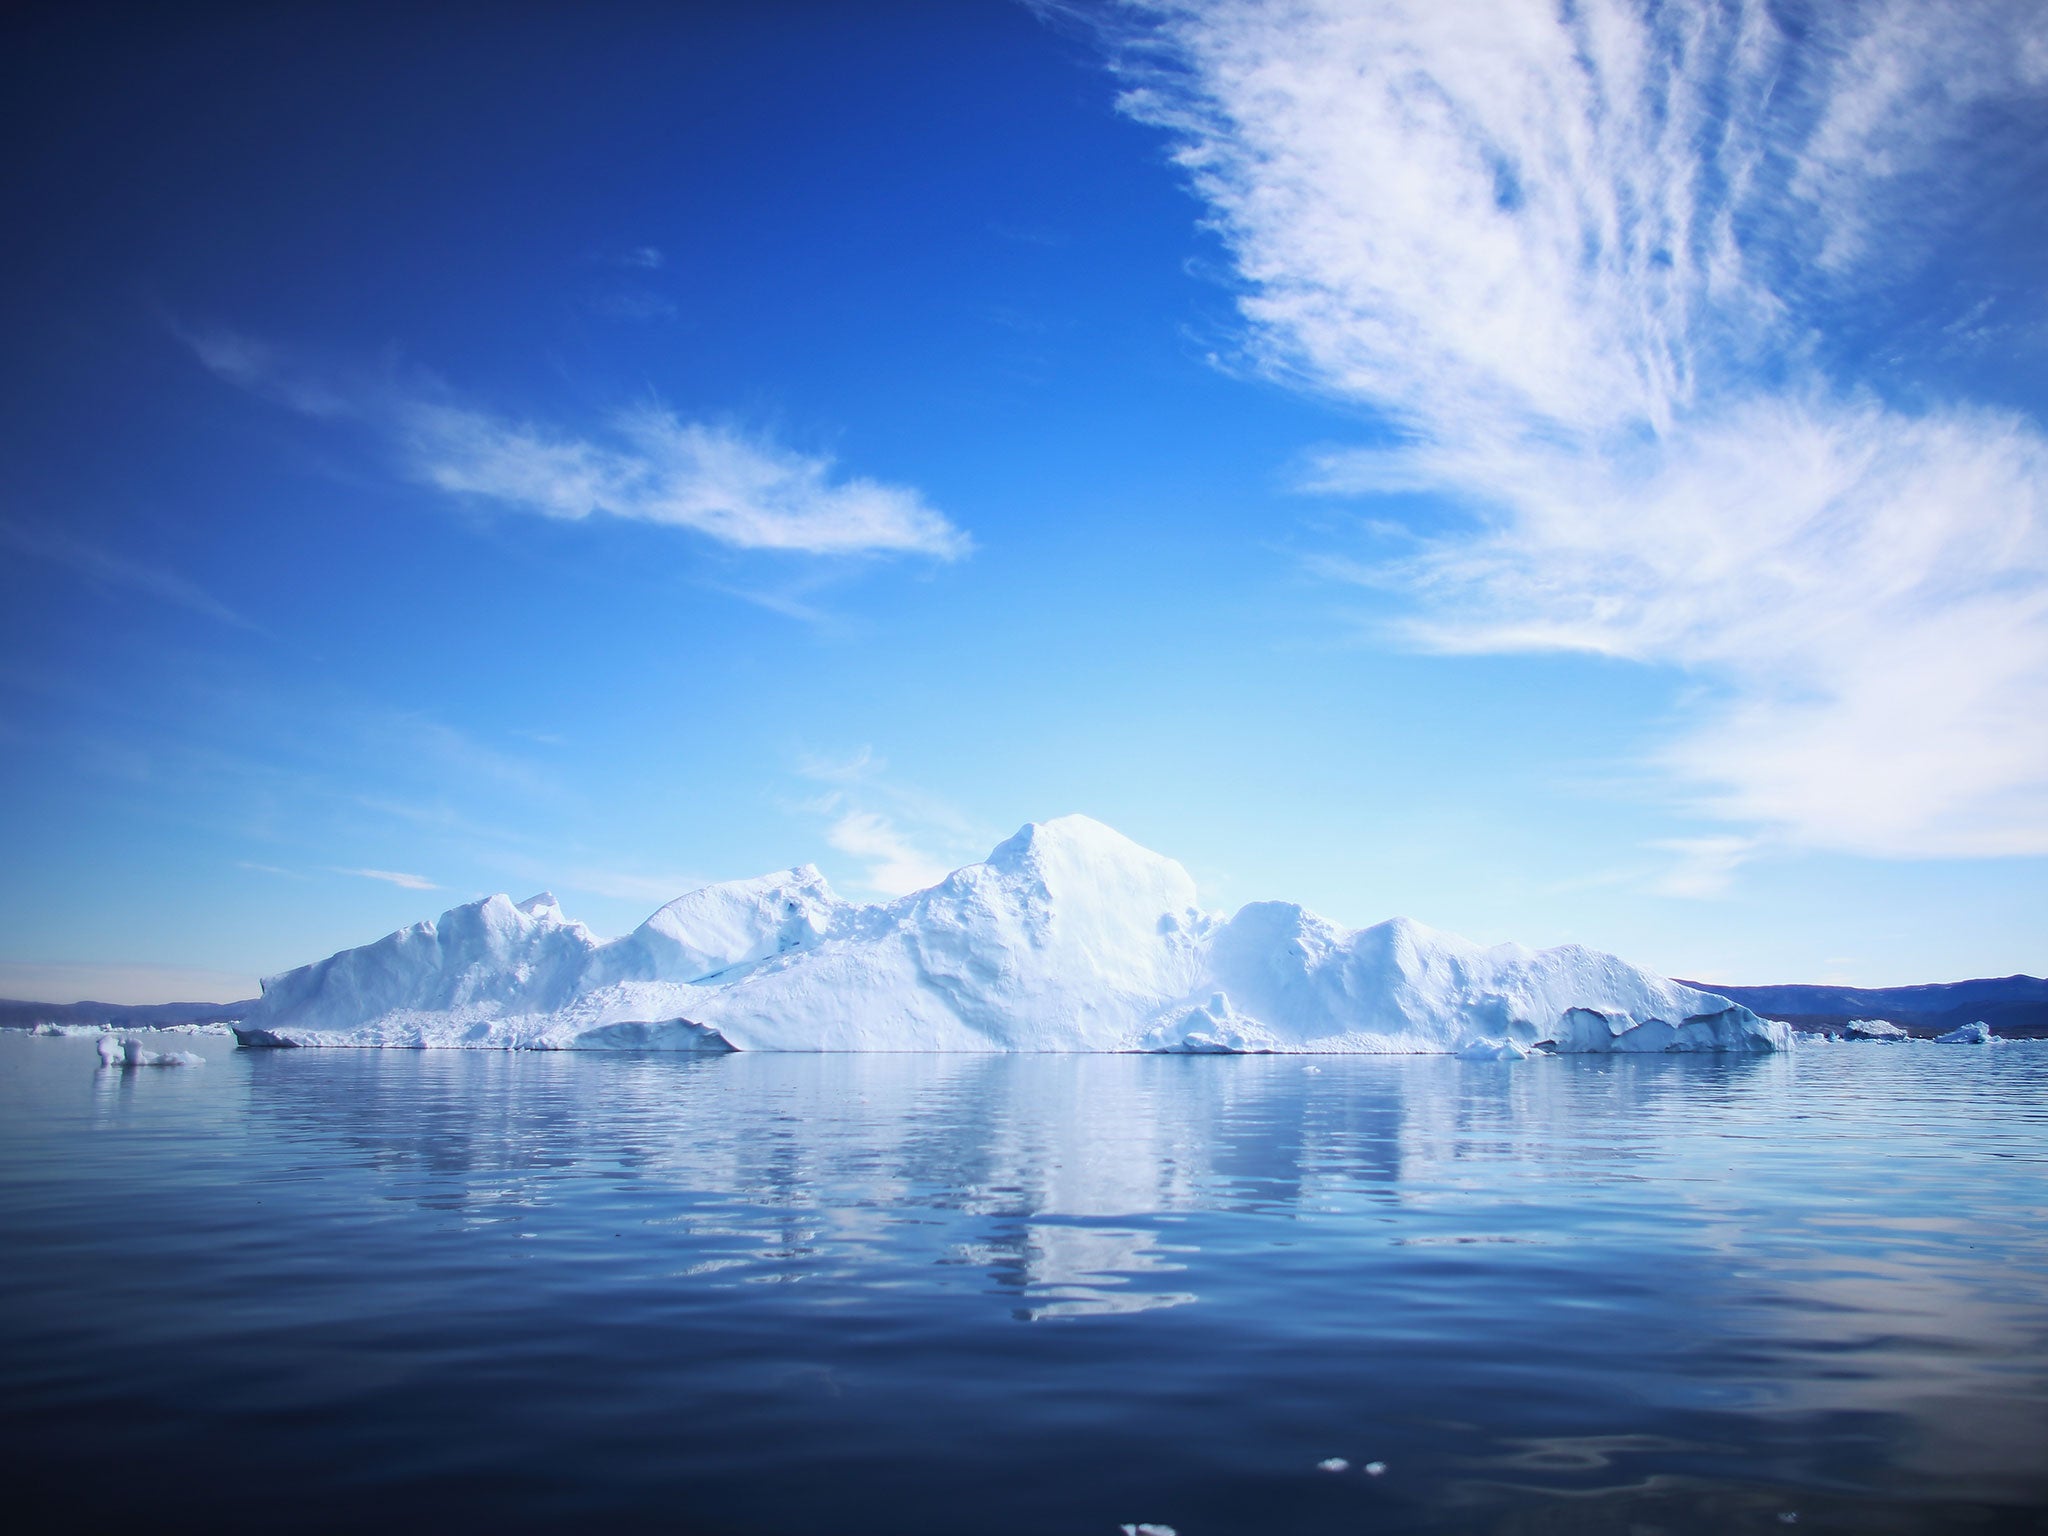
(244, 888), (605, 1043)
(909, 815), (1210, 1008)
(590, 865), (843, 988)
(675, 815), (1216, 1053)
(982, 814), (1198, 908)
(238, 816), (1787, 1055)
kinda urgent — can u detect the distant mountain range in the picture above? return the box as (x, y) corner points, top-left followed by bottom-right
(1675, 975), (2048, 1038)
(0, 997), (255, 1029)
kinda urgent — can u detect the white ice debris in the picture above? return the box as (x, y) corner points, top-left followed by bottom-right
(98, 1037), (203, 1067)
(1934, 1021), (1995, 1044)
(31, 1020), (229, 1037)
(1363, 1461), (1387, 1477)
(1843, 1019), (1908, 1041)
(236, 816), (1789, 1056)
(1456, 1038), (1529, 1061)
(1121, 1526), (1177, 1536)
(1317, 1457), (1349, 1472)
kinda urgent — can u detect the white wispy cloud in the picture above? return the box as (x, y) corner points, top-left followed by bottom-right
(794, 745), (982, 896)
(561, 867), (707, 905)
(1649, 835), (1760, 900)
(186, 329), (969, 560)
(796, 744), (882, 784)
(0, 518), (257, 630)
(405, 402), (969, 558)
(179, 328), (352, 419)
(825, 809), (952, 897)
(339, 867), (441, 891)
(1114, 0), (2048, 864)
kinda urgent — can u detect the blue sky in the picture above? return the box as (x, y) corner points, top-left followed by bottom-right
(2, 0), (2044, 1003)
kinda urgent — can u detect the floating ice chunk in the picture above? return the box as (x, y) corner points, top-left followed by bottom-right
(1456, 1038), (1528, 1061)
(1548, 1003), (1781, 1054)
(1120, 1526), (1176, 1536)
(1303, 1065), (1322, 1075)
(1317, 1457), (1349, 1472)
(1934, 1021), (1995, 1044)
(1139, 990), (1281, 1054)
(1842, 1018), (1908, 1041)
(34, 1019), (229, 1039)
(100, 1037), (204, 1067)
(1363, 1461), (1387, 1476)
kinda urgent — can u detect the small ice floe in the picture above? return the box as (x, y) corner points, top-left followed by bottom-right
(1842, 1018), (1908, 1041)
(1316, 1457), (1349, 1473)
(1120, 1526), (1176, 1536)
(1777, 1514), (1799, 1525)
(34, 1022), (109, 1037)
(1934, 1021), (1995, 1045)
(1455, 1038), (1528, 1062)
(1303, 1065), (1322, 1076)
(1362, 1461), (1387, 1477)
(97, 1037), (203, 1068)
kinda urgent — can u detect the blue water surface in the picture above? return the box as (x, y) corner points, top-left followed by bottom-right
(2, 1032), (2045, 1534)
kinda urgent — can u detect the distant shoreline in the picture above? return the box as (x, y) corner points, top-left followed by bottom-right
(0, 998), (253, 1030)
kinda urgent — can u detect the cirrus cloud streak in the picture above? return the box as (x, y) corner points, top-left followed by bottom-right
(1116, 0), (2048, 865)
(406, 402), (967, 559)
(188, 328), (968, 561)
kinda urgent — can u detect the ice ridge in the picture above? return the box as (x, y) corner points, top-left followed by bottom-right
(236, 815), (1787, 1055)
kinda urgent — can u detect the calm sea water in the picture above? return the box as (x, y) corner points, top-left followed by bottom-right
(3, 1032), (2045, 1535)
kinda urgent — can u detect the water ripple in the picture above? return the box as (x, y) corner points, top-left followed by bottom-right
(3, 1034), (2046, 1532)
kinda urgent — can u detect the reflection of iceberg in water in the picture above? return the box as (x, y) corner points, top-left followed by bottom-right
(225, 1031), (2037, 1472)
(1017, 1223), (1193, 1320)
(242, 1026), (1781, 1250)
(952, 1223), (1196, 1321)
(234, 1050), (1426, 1316)
(932, 1055), (1422, 1316)
(18, 1024), (2042, 1528)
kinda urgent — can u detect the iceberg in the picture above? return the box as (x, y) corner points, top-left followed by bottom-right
(1456, 1038), (1530, 1062)
(1933, 1021), (1995, 1044)
(97, 1036), (204, 1067)
(236, 816), (1787, 1055)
